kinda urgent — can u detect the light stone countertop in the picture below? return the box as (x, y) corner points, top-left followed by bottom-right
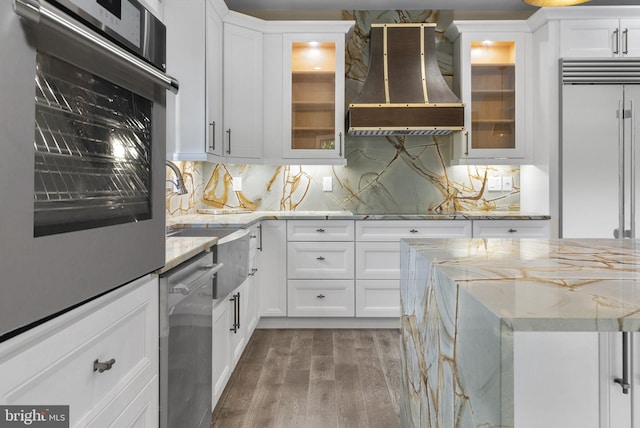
(403, 237), (640, 331)
(161, 210), (550, 276)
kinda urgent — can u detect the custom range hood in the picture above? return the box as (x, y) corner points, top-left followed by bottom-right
(348, 23), (465, 136)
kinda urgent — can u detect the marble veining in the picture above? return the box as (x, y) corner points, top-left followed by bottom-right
(400, 238), (640, 428)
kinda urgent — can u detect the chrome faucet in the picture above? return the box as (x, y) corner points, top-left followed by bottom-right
(166, 161), (188, 195)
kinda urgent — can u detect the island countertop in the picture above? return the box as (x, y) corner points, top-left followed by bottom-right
(403, 238), (640, 332)
(400, 237), (640, 428)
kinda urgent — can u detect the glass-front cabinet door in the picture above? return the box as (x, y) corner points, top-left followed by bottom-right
(282, 33), (346, 162)
(447, 24), (530, 163)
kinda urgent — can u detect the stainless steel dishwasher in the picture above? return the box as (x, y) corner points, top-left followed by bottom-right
(159, 248), (223, 428)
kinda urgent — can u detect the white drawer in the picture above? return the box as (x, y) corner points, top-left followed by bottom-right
(0, 275), (158, 427)
(356, 242), (400, 280)
(355, 220), (472, 241)
(287, 241), (354, 279)
(288, 280), (355, 317)
(287, 220), (354, 241)
(472, 220), (550, 238)
(355, 280), (400, 318)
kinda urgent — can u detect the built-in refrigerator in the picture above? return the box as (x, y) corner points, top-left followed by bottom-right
(561, 59), (640, 239)
(560, 58), (640, 428)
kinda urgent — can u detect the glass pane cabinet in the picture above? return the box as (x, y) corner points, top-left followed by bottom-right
(282, 34), (346, 161)
(447, 23), (530, 163)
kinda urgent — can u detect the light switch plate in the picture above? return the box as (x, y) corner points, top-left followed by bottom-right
(487, 176), (502, 192)
(322, 176), (333, 192)
(502, 175), (513, 191)
(232, 176), (242, 192)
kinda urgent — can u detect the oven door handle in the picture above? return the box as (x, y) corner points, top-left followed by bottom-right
(170, 262), (224, 296)
(14, 0), (179, 93)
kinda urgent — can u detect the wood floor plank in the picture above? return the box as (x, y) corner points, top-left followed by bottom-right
(288, 330), (313, 370)
(311, 329), (334, 356)
(355, 347), (401, 428)
(274, 369), (310, 428)
(243, 382), (284, 428)
(335, 363), (370, 428)
(211, 329), (401, 428)
(310, 355), (335, 381)
(306, 379), (338, 428)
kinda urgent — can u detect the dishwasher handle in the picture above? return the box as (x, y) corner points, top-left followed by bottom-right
(170, 263), (224, 295)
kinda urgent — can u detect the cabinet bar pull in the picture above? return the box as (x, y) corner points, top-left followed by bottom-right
(258, 224), (263, 251)
(631, 100), (636, 239)
(339, 132), (343, 157)
(317, 256), (325, 260)
(209, 121), (216, 151)
(614, 28), (620, 55)
(316, 228), (325, 233)
(464, 131), (470, 156)
(317, 294), (326, 299)
(93, 358), (116, 373)
(614, 332), (631, 394)
(410, 229), (418, 233)
(508, 228), (518, 233)
(230, 294), (238, 333)
(236, 292), (241, 330)
(248, 268), (258, 276)
(623, 28), (629, 55)
(226, 129), (231, 155)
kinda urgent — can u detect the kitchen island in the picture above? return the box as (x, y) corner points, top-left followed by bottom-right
(400, 238), (640, 428)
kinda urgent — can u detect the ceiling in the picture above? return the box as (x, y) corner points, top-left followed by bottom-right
(224, 0), (639, 11)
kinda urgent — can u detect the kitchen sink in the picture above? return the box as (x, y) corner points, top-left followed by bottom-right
(166, 226), (243, 241)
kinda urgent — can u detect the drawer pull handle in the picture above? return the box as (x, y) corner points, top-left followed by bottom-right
(317, 256), (325, 261)
(316, 228), (325, 233)
(508, 229), (518, 233)
(248, 268), (258, 276)
(410, 229), (419, 233)
(93, 358), (116, 373)
(317, 294), (326, 299)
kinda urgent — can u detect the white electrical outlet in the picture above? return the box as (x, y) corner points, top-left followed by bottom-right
(232, 176), (242, 192)
(487, 176), (502, 192)
(322, 176), (333, 192)
(502, 175), (513, 191)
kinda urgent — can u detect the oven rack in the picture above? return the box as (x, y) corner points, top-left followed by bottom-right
(34, 152), (149, 202)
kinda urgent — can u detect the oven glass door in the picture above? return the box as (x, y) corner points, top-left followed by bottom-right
(0, 0), (176, 340)
(34, 52), (153, 236)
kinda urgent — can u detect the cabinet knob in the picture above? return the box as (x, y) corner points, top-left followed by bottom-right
(410, 229), (419, 233)
(316, 256), (325, 261)
(508, 229), (518, 233)
(93, 358), (116, 373)
(317, 294), (325, 299)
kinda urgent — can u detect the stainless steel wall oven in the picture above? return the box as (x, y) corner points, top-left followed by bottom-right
(0, 0), (178, 339)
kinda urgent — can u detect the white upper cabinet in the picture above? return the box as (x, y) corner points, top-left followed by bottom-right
(165, 0), (227, 162)
(223, 15), (264, 161)
(166, 3), (264, 163)
(561, 18), (640, 58)
(263, 22), (354, 165)
(446, 21), (532, 164)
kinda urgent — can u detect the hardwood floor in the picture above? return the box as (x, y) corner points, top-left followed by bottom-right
(212, 329), (401, 428)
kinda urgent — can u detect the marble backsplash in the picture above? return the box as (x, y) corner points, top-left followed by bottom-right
(166, 156), (519, 217)
(166, 9), (520, 217)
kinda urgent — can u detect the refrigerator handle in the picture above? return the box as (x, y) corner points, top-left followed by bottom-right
(619, 100), (626, 240)
(631, 100), (636, 239)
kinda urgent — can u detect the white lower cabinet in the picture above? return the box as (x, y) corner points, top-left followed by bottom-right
(211, 272), (258, 410)
(211, 297), (232, 410)
(0, 274), (159, 428)
(288, 280), (355, 317)
(355, 220), (473, 318)
(258, 220), (287, 317)
(286, 220), (355, 317)
(513, 331), (639, 428)
(472, 219), (550, 238)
